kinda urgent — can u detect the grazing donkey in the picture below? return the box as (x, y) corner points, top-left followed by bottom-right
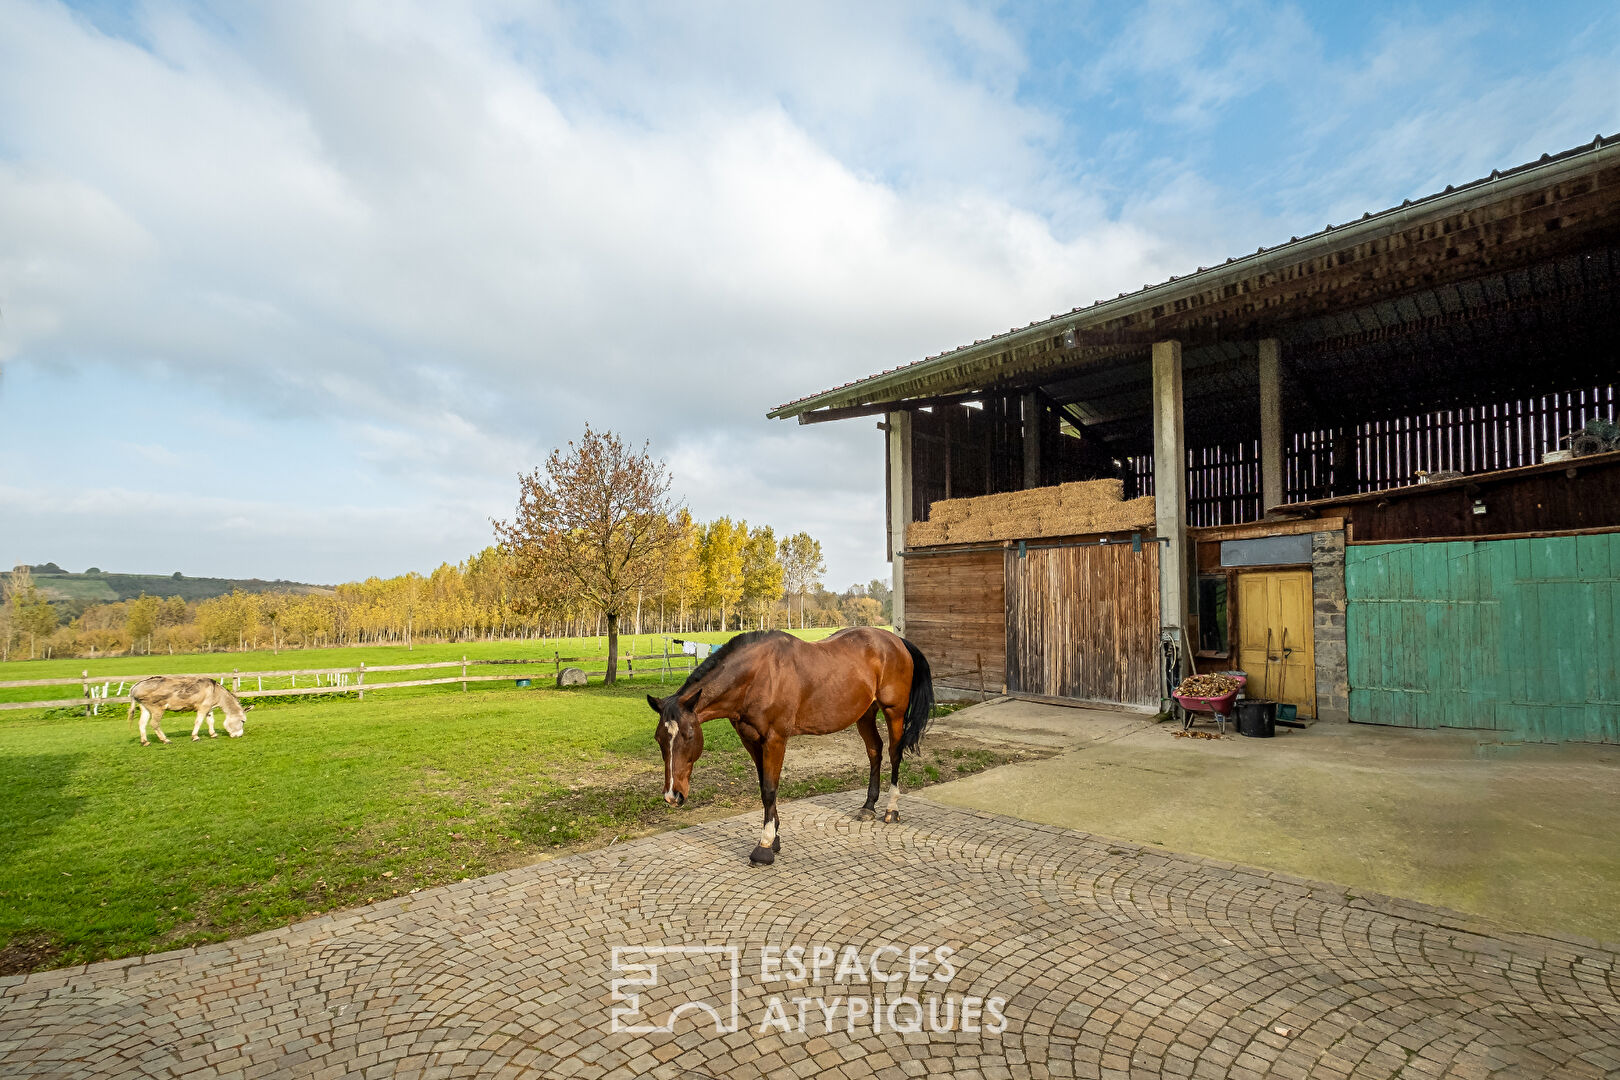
(128, 676), (250, 745)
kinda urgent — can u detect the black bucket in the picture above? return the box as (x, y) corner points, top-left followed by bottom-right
(1236, 700), (1276, 738)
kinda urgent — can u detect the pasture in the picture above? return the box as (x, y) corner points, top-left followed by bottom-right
(0, 631), (1004, 974)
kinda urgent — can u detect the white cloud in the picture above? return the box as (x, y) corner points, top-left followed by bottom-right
(3, 0), (1615, 589)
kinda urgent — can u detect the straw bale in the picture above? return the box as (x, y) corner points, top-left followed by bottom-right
(1056, 478), (1125, 504)
(906, 520), (950, 548)
(929, 500), (972, 525)
(945, 521), (993, 544)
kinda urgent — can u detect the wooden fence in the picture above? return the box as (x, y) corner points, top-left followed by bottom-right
(0, 649), (700, 713)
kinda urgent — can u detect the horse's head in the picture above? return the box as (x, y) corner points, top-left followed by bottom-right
(648, 691), (705, 806)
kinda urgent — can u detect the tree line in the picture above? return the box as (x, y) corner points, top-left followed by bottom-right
(4, 522), (892, 661)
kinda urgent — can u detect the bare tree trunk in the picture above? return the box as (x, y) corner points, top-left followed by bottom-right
(605, 610), (619, 684)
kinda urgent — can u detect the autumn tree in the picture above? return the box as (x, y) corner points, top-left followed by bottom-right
(126, 594), (161, 654)
(4, 566), (58, 660)
(741, 525), (784, 630)
(778, 532), (825, 629)
(494, 425), (678, 683)
(699, 517), (746, 631)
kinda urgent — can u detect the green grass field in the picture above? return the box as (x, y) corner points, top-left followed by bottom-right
(0, 629), (1004, 975)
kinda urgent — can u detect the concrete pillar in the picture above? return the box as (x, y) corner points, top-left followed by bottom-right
(887, 410), (913, 633)
(1152, 340), (1189, 635)
(1021, 391), (1042, 489)
(1259, 338), (1284, 513)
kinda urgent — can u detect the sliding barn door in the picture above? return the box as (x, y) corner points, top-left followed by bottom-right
(1006, 541), (1161, 707)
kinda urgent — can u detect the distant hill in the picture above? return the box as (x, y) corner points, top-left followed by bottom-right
(5, 564), (334, 619)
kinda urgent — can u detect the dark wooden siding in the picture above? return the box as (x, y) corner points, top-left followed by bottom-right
(1337, 451), (1620, 542)
(1128, 384), (1616, 525)
(904, 549), (1007, 692)
(1005, 541), (1161, 707)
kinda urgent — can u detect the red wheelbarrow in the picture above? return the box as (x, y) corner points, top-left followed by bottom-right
(1173, 673), (1247, 735)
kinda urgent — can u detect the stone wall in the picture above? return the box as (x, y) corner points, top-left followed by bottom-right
(1311, 530), (1349, 721)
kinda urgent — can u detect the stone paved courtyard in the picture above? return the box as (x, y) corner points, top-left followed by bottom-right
(2, 793), (1618, 1079)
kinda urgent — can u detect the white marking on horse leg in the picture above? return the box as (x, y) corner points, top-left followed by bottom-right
(887, 778), (901, 813)
(761, 818), (777, 849)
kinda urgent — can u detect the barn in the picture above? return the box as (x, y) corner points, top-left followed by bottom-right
(770, 135), (1620, 742)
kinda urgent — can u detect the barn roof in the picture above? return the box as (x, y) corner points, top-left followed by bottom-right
(769, 134), (1620, 451)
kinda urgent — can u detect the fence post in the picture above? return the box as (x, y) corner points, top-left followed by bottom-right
(662, 639), (669, 683)
(233, 668), (240, 692)
(82, 669), (90, 716)
(462, 655), (468, 692)
(359, 661), (365, 701)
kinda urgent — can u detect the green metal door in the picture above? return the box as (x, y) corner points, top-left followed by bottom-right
(1346, 535), (1620, 743)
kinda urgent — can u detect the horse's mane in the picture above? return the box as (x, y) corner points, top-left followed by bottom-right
(679, 630), (787, 692)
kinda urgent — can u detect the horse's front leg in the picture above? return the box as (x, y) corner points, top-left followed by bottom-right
(750, 736), (786, 866)
(192, 709), (206, 741)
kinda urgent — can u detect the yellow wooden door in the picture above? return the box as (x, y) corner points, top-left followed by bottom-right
(1235, 570), (1316, 715)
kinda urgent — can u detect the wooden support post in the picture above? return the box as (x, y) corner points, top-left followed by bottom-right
(462, 655), (467, 692)
(887, 410), (913, 633)
(1153, 340), (1190, 638)
(233, 668), (240, 693)
(1021, 391), (1042, 489)
(1259, 338), (1284, 513)
(358, 661), (365, 701)
(82, 669), (89, 716)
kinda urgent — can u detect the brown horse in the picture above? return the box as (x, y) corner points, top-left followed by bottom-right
(648, 627), (934, 865)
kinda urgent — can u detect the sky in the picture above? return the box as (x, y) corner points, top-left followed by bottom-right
(2, 1), (1618, 589)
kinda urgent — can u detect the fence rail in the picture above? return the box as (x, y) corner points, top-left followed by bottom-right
(0, 649), (700, 713)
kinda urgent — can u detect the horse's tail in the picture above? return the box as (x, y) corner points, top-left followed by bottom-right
(898, 636), (934, 755)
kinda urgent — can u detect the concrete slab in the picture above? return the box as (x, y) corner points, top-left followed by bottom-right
(923, 701), (1620, 943)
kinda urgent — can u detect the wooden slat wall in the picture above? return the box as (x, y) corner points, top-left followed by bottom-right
(904, 549), (1007, 692)
(1123, 383), (1615, 525)
(1005, 542), (1161, 707)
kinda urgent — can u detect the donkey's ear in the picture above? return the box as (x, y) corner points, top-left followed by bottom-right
(646, 694), (664, 713)
(245, 705), (255, 712)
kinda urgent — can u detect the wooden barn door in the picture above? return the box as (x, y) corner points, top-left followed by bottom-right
(904, 549), (1007, 695)
(1005, 541), (1161, 707)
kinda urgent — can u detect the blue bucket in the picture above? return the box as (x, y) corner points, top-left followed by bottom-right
(514, 678), (532, 688)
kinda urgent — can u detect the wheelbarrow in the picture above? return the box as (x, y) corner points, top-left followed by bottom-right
(1173, 674), (1246, 735)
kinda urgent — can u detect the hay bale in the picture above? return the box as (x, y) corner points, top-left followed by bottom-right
(929, 499), (972, 525)
(906, 521), (950, 548)
(946, 521), (993, 544)
(1056, 478), (1125, 504)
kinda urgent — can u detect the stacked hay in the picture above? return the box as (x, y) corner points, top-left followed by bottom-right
(906, 479), (1155, 548)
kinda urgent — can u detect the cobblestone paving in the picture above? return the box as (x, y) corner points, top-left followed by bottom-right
(3, 793), (1618, 1079)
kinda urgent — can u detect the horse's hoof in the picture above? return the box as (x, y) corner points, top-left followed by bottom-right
(140, 740), (149, 746)
(771, 834), (781, 852)
(210, 733), (218, 739)
(192, 735), (200, 742)
(857, 808), (876, 822)
(749, 845), (776, 866)
(884, 810), (901, 824)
